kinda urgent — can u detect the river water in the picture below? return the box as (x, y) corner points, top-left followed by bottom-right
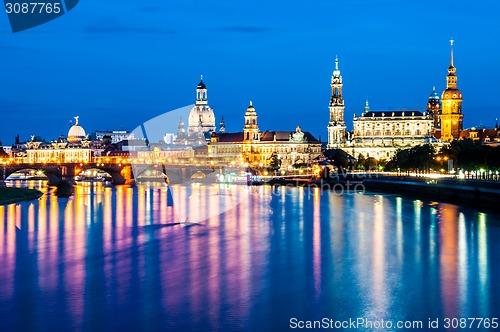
(0, 182), (499, 331)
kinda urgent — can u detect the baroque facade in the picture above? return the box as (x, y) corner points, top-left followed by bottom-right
(19, 117), (102, 163)
(345, 101), (435, 160)
(209, 102), (322, 168)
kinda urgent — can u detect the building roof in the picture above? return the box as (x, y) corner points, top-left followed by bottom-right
(217, 133), (245, 142)
(459, 128), (500, 141)
(214, 131), (320, 143)
(360, 110), (426, 118)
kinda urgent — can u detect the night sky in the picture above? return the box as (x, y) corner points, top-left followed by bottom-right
(1, 0), (499, 145)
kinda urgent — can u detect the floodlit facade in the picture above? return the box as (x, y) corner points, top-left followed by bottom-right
(440, 39), (464, 142)
(345, 102), (435, 160)
(209, 102), (322, 168)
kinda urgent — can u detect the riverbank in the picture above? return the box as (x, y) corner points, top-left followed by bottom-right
(283, 173), (500, 210)
(0, 186), (43, 205)
(362, 177), (500, 210)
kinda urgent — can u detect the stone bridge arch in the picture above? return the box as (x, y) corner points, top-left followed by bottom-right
(3, 166), (62, 186)
(80, 164), (128, 185)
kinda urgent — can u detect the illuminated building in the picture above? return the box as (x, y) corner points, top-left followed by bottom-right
(327, 57), (346, 148)
(18, 116), (103, 163)
(344, 101), (435, 160)
(209, 102), (322, 168)
(440, 39), (464, 142)
(24, 139), (95, 163)
(459, 122), (500, 146)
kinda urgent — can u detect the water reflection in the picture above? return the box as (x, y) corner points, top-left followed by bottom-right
(0, 185), (499, 331)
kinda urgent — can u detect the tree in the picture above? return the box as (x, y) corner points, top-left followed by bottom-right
(268, 152), (281, 171)
(364, 157), (378, 171)
(328, 149), (349, 172)
(356, 153), (366, 170)
(386, 144), (436, 172)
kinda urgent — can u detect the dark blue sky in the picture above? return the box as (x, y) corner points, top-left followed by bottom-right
(1, 0), (499, 145)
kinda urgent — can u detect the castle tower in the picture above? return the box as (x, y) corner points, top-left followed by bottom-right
(243, 101), (259, 142)
(327, 56), (346, 148)
(440, 39), (463, 142)
(188, 75), (216, 135)
(427, 87), (442, 130)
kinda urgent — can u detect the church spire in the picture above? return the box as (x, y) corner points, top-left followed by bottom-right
(364, 100), (370, 113)
(446, 39), (457, 88)
(219, 116), (226, 134)
(333, 56), (340, 78)
(450, 38), (454, 68)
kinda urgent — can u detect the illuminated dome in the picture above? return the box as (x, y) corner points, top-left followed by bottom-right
(68, 116), (86, 143)
(441, 88), (462, 100)
(429, 87), (440, 100)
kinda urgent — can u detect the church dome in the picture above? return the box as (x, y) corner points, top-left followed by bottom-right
(429, 87), (440, 100)
(68, 116), (86, 143)
(441, 88), (462, 100)
(197, 79), (206, 89)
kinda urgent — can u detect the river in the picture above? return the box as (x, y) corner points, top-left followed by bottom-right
(1, 182), (499, 331)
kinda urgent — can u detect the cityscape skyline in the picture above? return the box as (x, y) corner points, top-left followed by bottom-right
(1, 0), (500, 144)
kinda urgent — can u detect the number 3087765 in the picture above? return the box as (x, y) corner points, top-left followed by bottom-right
(5, 2), (62, 14)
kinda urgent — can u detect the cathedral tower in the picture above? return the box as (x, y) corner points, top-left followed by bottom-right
(440, 39), (463, 142)
(327, 56), (346, 148)
(243, 101), (259, 142)
(188, 75), (216, 135)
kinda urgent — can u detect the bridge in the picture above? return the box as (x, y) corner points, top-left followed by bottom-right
(0, 160), (218, 186)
